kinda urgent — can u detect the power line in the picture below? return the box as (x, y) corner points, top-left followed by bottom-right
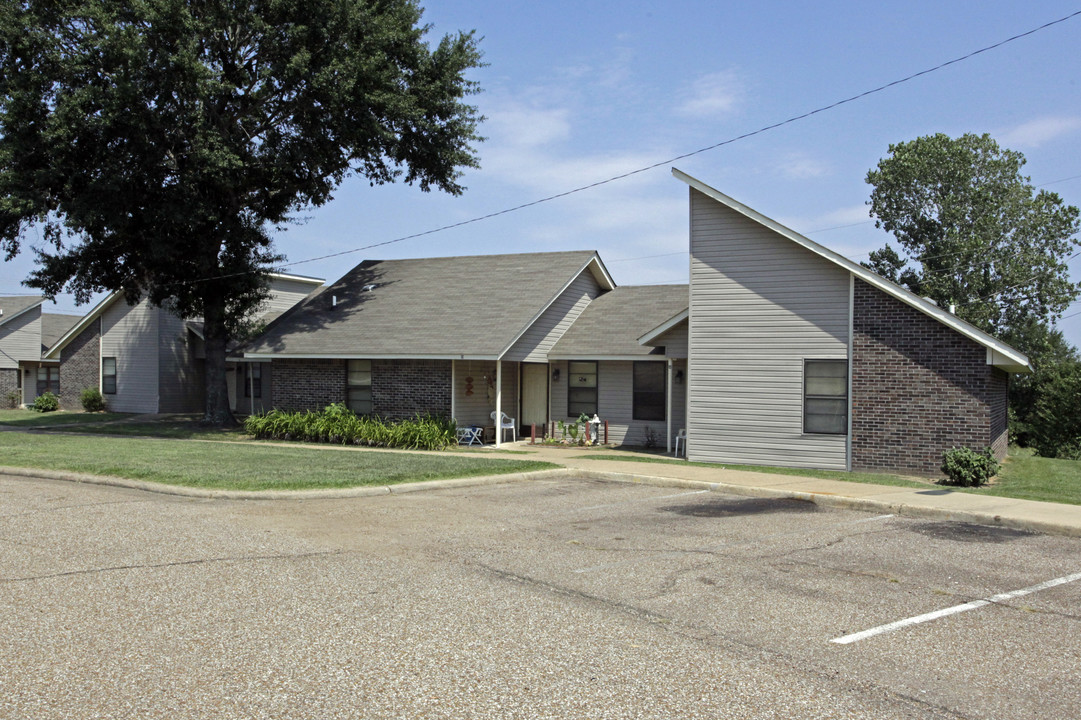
(276, 9), (1081, 273)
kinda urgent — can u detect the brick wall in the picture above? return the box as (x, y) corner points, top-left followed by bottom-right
(851, 280), (1009, 476)
(59, 320), (101, 410)
(0, 368), (17, 403)
(373, 359), (451, 420)
(270, 359), (346, 411)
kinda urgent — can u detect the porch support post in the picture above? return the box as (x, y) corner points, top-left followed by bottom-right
(666, 358), (673, 453)
(495, 359), (503, 447)
(450, 359), (456, 422)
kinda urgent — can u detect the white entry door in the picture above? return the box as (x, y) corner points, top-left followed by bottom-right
(520, 363), (548, 434)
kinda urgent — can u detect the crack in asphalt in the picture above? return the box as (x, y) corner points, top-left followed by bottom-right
(0, 549), (343, 584)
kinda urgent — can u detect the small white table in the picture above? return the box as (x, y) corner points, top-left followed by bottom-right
(457, 426), (483, 446)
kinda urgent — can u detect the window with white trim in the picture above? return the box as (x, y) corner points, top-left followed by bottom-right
(102, 357), (117, 394)
(633, 362), (665, 421)
(37, 366), (59, 396)
(243, 363), (262, 398)
(567, 361), (598, 417)
(804, 360), (847, 434)
(347, 360), (373, 414)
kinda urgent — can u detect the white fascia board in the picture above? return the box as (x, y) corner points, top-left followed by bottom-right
(671, 167), (1032, 373)
(638, 309), (689, 345)
(269, 271), (325, 285)
(42, 292), (123, 359)
(241, 352), (499, 361)
(0, 299), (44, 328)
(497, 253), (616, 359)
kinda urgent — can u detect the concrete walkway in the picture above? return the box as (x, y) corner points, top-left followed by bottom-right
(507, 443), (1081, 538)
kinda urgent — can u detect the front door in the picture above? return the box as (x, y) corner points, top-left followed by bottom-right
(520, 363), (548, 436)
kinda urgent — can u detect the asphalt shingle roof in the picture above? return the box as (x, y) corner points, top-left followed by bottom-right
(41, 313), (82, 352)
(550, 285), (688, 358)
(243, 251), (604, 358)
(0, 296), (43, 326)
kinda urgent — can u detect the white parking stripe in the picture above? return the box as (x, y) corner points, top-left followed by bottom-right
(832, 571), (1081, 645)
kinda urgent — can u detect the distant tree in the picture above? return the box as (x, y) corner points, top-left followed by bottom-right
(864, 133), (1080, 336)
(0, 0), (483, 425)
(1001, 318), (1079, 448)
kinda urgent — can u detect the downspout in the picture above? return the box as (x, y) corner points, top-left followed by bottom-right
(249, 364), (255, 416)
(450, 358), (456, 422)
(847, 274), (854, 472)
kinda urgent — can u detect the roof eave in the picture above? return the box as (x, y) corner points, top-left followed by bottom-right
(0, 298), (44, 328)
(637, 308), (689, 346)
(42, 292), (122, 359)
(671, 168), (1032, 373)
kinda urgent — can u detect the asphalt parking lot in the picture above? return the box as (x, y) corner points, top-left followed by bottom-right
(1, 473), (1078, 719)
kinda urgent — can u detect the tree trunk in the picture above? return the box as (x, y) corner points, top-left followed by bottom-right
(202, 294), (237, 427)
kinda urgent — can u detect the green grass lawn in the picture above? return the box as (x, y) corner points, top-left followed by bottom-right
(990, 449), (1081, 505)
(0, 408), (131, 427)
(0, 432), (557, 491)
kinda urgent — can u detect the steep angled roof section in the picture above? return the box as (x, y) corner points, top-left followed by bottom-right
(243, 251), (613, 359)
(40, 313), (83, 352)
(0, 296), (44, 327)
(672, 168), (1031, 373)
(550, 285), (689, 359)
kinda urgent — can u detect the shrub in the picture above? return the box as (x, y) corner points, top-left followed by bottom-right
(642, 426), (659, 449)
(80, 387), (106, 412)
(941, 446), (1000, 487)
(5, 389), (20, 409)
(244, 404), (457, 450)
(31, 391), (60, 413)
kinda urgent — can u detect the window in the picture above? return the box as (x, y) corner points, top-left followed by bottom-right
(243, 363), (262, 398)
(567, 361), (597, 417)
(347, 359), (373, 415)
(633, 362), (666, 421)
(804, 360), (847, 434)
(102, 357), (117, 395)
(37, 366), (59, 396)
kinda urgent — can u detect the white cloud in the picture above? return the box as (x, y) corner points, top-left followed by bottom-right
(776, 152), (830, 180)
(675, 70), (744, 119)
(999, 116), (1081, 148)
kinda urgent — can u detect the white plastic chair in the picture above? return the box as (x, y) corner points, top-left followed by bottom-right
(491, 411), (516, 443)
(674, 428), (687, 457)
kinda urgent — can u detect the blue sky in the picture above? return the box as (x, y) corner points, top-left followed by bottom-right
(4, 1), (1081, 345)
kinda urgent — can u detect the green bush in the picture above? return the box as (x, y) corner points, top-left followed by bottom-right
(5, 389), (20, 409)
(941, 446), (1000, 487)
(80, 387), (106, 412)
(245, 404), (457, 450)
(31, 391), (60, 413)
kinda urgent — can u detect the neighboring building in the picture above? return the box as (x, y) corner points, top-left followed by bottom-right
(670, 169), (1028, 476)
(41, 274), (323, 412)
(0, 297), (46, 404)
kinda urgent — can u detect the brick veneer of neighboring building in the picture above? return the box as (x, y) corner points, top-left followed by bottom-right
(59, 320), (101, 410)
(270, 358), (346, 411)
(0, 368), (18, 403)
(851, 279), (1010, 476)
(372, 359), (451, 420)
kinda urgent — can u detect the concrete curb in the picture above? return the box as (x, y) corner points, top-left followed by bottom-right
(0, 465), (568, 500)
(4, 464), (1078, 538)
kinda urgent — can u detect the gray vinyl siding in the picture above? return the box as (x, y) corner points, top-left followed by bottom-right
(101, 299), (160, 413)
(687, 189), (849, 470)
(157, 310), (204, 413)
(550, 359), (680, 447)
(0, 307), (41, 370)
(260, 278), (321, 317)
(651, 323), (688, 359)
(451, 360), (519, 430)
(504, 271), (601, 362)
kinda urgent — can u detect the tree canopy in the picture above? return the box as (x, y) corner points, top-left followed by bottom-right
(0, 0), (483, 423)
(863, 133), (1080, 336)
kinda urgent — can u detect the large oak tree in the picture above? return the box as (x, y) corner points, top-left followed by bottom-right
(863, 133), (1080, 337)
(0, 0), (483, 424)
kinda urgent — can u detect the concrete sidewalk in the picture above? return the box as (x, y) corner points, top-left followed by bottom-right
(513, 444), (1081, 538)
